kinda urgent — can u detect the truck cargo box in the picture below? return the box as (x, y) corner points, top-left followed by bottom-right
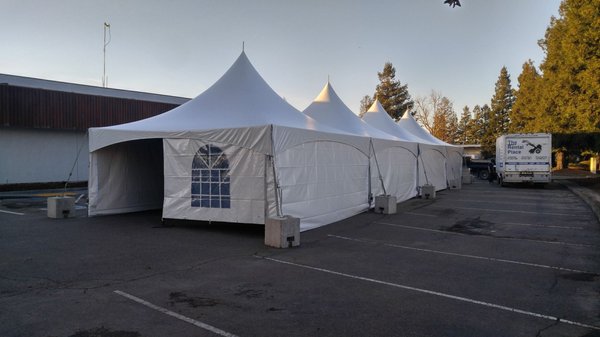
(496, 133), (552, 185)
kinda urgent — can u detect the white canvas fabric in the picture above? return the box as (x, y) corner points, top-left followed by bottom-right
(88, 139), (164, 215)
(417, 143), (448, 190)
(275, 140), (369, 231)
(163, 138), (266, 224)
(398, 112), (463, 188)
(303, 82), (419, 203)
(362, 100), (448, 191)
(88, 52), (367, 154)
(88, 52), (371, 231)
(361, 101), (430, 143)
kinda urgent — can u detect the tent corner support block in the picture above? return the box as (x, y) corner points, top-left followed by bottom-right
(420, 185), (436, 199)
(265, 216), (300, 248)
(47, 196), (75, 218)
(374, 195), (397, 214)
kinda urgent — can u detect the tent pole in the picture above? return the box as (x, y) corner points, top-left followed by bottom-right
(264, 154), (268, 221)
(415, 144), (420, 193)
(269, 125), (283, 217)
(367, 143), (372, 207)
(270, 154), (282, 217)
(370, 139), (387, 196)
(421, 144), (430, 184)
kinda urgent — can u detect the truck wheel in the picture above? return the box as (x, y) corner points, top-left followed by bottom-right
(479, 170), (489, 180)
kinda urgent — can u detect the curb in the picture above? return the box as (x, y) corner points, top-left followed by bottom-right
(558, 180), (600, 223)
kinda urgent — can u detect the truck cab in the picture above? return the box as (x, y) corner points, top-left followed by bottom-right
(465, 157), (495, 180)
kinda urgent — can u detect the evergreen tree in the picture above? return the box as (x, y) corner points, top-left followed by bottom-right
(457, 106), (472, 144)
(373, 62), (414, 121)
(476, 67), (514, 157)
(471, 105), (484, 144)
(538, 0), (600, 132)
(447, 111), (459, 144)
(479, 104), (495, 158)
(470, 104), (494, 157)
(490, 66), (514, 137)
(465, 108), (479, 144)
(358, 95), (374, 118)
(511, 60), (542, 133)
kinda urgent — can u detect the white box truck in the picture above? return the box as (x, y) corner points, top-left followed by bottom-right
(496, 133), (552, 185)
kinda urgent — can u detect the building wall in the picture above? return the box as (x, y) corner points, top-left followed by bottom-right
(0, 76), (188, 186)
(0, 85), (183, 130)
(0, 128), (88, 184)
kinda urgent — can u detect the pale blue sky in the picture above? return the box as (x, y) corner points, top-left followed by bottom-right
(1, 0), (561, 115)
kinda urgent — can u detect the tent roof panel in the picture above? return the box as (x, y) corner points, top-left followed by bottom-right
(303, 82), (402, 140)
(397, 112), (456, 147)
(90, 52), (368, 152)
(97, 52), (320, 132)
(361, 100), (434, 144)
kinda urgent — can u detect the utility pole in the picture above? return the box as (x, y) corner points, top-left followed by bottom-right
(103, 22), (111, 87)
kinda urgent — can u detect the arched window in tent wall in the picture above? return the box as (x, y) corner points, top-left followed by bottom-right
(191, 144), (230, 208)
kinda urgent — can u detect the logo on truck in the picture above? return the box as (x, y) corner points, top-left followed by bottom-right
(507, 139), (543, 155)
(522, 140), (542, 154)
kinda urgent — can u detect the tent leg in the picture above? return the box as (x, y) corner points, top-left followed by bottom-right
(160, 217), (174, 227)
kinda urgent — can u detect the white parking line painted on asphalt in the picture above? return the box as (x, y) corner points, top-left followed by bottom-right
(430, 205), (587, 217)
(39, 205), (87, 211)
(114, 290), (239, 337)
(328, 234), (598, 275)
(375, 222), (598, 248)
(0, 209), (24, 216)
(258, 256), (600, 331)
(501, 222), (585, 230)
(441, 197), (587, 210)
(460, 189), (576, 199)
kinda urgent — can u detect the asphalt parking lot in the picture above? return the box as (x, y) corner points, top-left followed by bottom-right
(1, 180), (599, 337)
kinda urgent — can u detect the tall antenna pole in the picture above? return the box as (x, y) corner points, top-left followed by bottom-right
(103, 22), (111, 87)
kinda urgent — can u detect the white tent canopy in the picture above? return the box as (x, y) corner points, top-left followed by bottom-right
(397, 112), (464, 188)
(303, 82), (419, 202)
(361, 100), (448, 191)
(89, 52), (372, 231)
(302, 82), (398, 139)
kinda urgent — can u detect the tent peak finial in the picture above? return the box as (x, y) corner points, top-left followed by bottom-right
(242, 41), (245, 52)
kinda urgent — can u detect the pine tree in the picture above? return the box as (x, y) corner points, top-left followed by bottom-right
(511, 60), (542, 133)
(466, 110), (479, 144)
(538, 0), (600, 132)
(373, 62), (414, 120)
(457, 106), (472, 144)
(471, 105), (483, 144)
(447, 111), (459, 144)
(472, 104), (494, 158)
(490, 66), (514, 137)
(478, 67), (515, 157)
